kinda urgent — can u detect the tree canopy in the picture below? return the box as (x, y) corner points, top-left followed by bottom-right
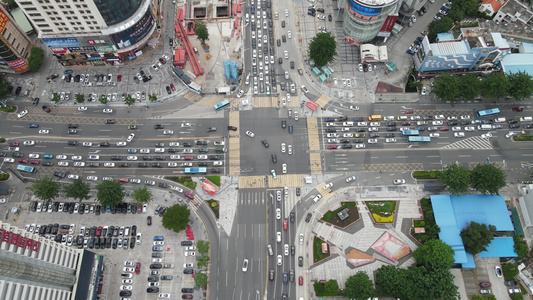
(481, 72), (509, 99)
(51, 92), (60, 104)
(427, 17), (454, 43)
(344, 272), (375, 300)
(438, 163), (471, 195)
(75, 93), (85, 103)
(124, 94), (135, 106)
(63, 178), (91, 202)
(432, 74), (461, 103)
(458, 74), (481, 100)
(195, 21), (209, 44)
(28, 47), (44, 72)
(29, 177), (61, 202)
(131, 186), (152, 203)
(308, 32), (337, 67)
(197, 256), (210, 268)
(149, 93), (158, 102)
(95, 180), (124, 208)
(197, 240), (209, 255)
(413, 239), (455, 271)
(507, 71), (533, 101)
(194, 272), (208, 288)
(469, 163), (506, 195)
(513, 236), (529, 262)
(161, 204), (190, 233)
(0, 76), (12, 100)
(99, 94), (108, 105)
(460, 221), (496, 255)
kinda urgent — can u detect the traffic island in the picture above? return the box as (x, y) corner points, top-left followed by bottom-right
(319, 201), (359, 229)
(366, 201), (397, 223)
(205, 199), (219, 219)
(313, 236), (330, 263)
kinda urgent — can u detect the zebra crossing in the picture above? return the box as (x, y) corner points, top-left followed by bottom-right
(441, 136), (493, 150)
(238, 188), (302, 217)
(238, 190), (267, 206)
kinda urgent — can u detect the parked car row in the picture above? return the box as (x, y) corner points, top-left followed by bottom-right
(30, 201), (148, 215)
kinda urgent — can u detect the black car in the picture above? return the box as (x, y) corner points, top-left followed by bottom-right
(42, 161), (54, 166)
(198, 148), (208, 153)
(328, 14), (332, 21)
(167, 148), (178, 153)
(139, 162), (150, 168)
(152, 163), (162, 168)
(155, 155), (166, 160)
(296, 187), (301, 196)
(510, 123), (520, 128)
(386, 127), (397, 131)
(305, 213), (312, 223)
(150, 263), (162, 269)
(290, 61), (295, 69)
(184, 269), (194, 274)
(146, 287), (159, 293)
(154, 124), (164, 129)
(342, 144), (352, 149)
(161, 275), (173, 280)
(143, 156), (154, 161)
(166, 86), (172, 94)
(112, 238), (119, 249)
(384, 133), (395, 138)
(290, 212), (295, 223)
(54, 172), (66, 179)
(181, 241), (193, 246)
(12, 152), (23, 158)
(159, 183), (169, 188)
(228, 126), (238, 131)
(105, 119), (116, 124)
(15, 86), (21, 95)
(196, 140), (208, 145)
(211, 169), (221, 173)
(67, 141), (78, 146)
(447, 120), (458, 126)
(182, 288), (194, 293)
(111, 155), (123, 160)
(152, 252), (163, 258)
(32, 98), (40, 106)
(272, 154), (277, 163)
(100, 142), (110, 147)
(198, 162), (208, 167)
(120, 291), (132, 297)
(299, 256), (303, 266)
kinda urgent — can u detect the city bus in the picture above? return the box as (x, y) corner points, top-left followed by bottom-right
(214, 99), (230, 111)
(368, 115), (382, 121)
(401, 130), (420, 137)
(407, 136), (431, 143)
(476, 108), (500, 118)
(16, 164), (36, 173)
(184, 167), (207, 174)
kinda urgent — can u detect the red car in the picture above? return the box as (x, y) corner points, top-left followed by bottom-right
(96, 226), (102, 237)
(9, 142), (19, 147)
(170, 83), (176, 91)
(30, 160), (40, 165)
(117, 74), (122, 82)
(404, 109), (414, 114)
(512, 107), (523, 112)
(480, 282), (491, 288)
(440, 127), (449, 131)
(135, 262), (141, 274)
(184, 192), (194, 199)
(18, 158), (28, 164)
(327, 145), (337, 150)
(299, 276), (303, 285)
(283, 220), (288, 231)
(137, 204), (142, 213)
(184, 156), (194, 160)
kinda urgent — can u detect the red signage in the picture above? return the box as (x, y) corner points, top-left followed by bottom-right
(32, 241), (40, 252)
(18, 236), (26, 248)
(3, 230), (10, 243)
(50, 47), (69, 54)
(10, 233), (19, 245)
(0, 10), (9, 34)
(379, 15), (397, 33)
(25, 238), (33, 249)
(306, 101), (320, 111)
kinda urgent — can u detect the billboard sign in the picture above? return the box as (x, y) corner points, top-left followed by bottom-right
(111, 10), (155, 49)
(49, 47), (69, 54)
(6, 58), (28, 72)
(43, 37), (80, 48)
(67, 46), (96, 53)
(0, 10), (10, 34)
(348, 0), (382, 16)
(378, 15), (397, 37)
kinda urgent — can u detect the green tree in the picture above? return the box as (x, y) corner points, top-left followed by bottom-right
(313, 282), (325, 294)
(407, 266), (459, 300)
(438, 163), (471, 195)
(75, 93), (85, 104)
(124, 94), (135, 106)
(131, 186), (152, 203)
(51, 92), (60, 104)
(194, 272), (208, 288)
(197, 256), (210, 268)
(507, 71), (533, 101)
(195, 21), (209, 44)
(432, 74), (462, 103)
(458, 74), (481, 100)
(149, 93), (158, 102)
(308, 32), (337, 67)
(197, 240), (209, 255)
(0, 76), (13, 100)
(95, 180), (124, 208)
(344, 272), (375, 300)
(510, 294), (524, 300)
(99, 94), (108, 105)
(413, 239), (455, 271)
(375, 266), (407, 297)
(454, 0), (483, 16)
(469, 163), (506, 195)
(513, 236), (529, 262)
(446, 8), (465, 22)
(27, 47), (44, 72)
(503, 263), (519, 280)
(481, 72), (509, 99)
(161, 204), (190, 233)
(427, 17), (454, 42)
(63, 178), (90, 202)
(29, 177), (61, 202)
(460, 221), (496, 255)
(324, 280), (339, 294)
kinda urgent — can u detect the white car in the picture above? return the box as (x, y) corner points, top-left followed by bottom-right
(127, 133), (135, 142)
(281, 143), (286, 153)
(67, 174), (79, 180)
(127, 156), (137, 161)
(447, 116), (457, 120)
(73, 162), (85, 167)
(169, 142), (180, 147)
(213, 161), (223, 166)
(432, 121), (443, 126)
(131, 179), (141, 184)
(276, 208), (281, 219)
(123, 267), (134, 272)
(324, 182), (333, 189)
(284, 244), (289, 256)
(163, 130), (174, 135)
(481, 133), (493, 139)
(434, 115), (445, 120)
(58, 161), (69, 167)
(140, 148), (150, 153)
(170, 186), (183, 192)
(120, 285), (133, 291)
(454, 132), (465, 138)
(39, 130), (49, 134)
(104, 162), (115, 167)
(460, 115), (471, 120)
(369, 127), (379, 132)
(145, 180), (156, 186)
(197, 155), (208, 160)
(464, 126), (475, 131)
(356, 144), (366, 149)
(276, 231), (282, 243)
(284, 50), (288, 59)
(357, 122), (367, 127)
(23, 140), (35, 146)
(429, 133), (440, 138)
(17, 110), (28, 118)
(301, 85), (309, 93)
(282, 163), (287, 174)
(368, 139), (378, 144)
(421, 86), (427, 95)
(153, 241), (164, 246)
(170, 155), (181, 160)
(29, 154), (39, 159)
(246, 131), (255, 138)
(122, 279), (133, 284)
(184, 252), (196, 256)
(451, 126), (461, 131)
(394, 179), (405, 185)
(277, 254), (282, 266)
(385, 138), (397, 143)
(116, 142), (127, 147)
(181, 123), (192, 127)
(370, 122), (380, 127)
(78, 107), (87, 111)
(82, 142), (92, 147)
(326, 133), (338, 138)
(103, 108), (113, 113)
(87, 176), (98, 181)
(505, 132), (516, 139)
(168, 162), (178, 167)
(346, 176), (356, 183)
(299, 233), (304, 245)
(236, 90), (245, 98)
(88, 155), (99, 160)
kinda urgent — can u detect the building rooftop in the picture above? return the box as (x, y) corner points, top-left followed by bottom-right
(502, 53), (533, 74)
(461, 28), (496, 48)
(431, 41), (469, 56)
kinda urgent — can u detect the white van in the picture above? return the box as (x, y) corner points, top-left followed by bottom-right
(398, 116), (409, 121)
(245, 13), (249, 23)
(267, 244), (273, 256)
(520, 117), (532, 122)
(494, 117), (506, 123)
(342, 122), (354, 126)
(477, 124), (492, 131)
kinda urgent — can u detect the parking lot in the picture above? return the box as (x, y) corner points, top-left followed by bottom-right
(17, 196), (200, 300)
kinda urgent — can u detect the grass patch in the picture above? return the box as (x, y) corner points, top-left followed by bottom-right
(411, 198), (441, 244)
(205, 199), (219, 219)
(367, 201), (396, 223)
(413, 170), (441, 179)
(166, 176), (197, 189)
(205, 176), (220, 186)
(321, 202), (358, 227)
(0, 105), (16, 113)
(314, 280), (343, 297)
(513, 135), (533, 141)
(0, 173), (9, 181)
(313, 236), (330, 263)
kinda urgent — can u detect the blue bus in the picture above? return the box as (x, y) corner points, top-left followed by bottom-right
(401, 130), (420, 137)
(476, 108), (500, 118)
(185, 167), (207, 174)
(16, 164), (36, 173)
(214, 99), (230, 111)
(408, 136), (431, 143)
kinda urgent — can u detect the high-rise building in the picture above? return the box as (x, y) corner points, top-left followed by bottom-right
(342, 0), (400, 44)
(0, 5), (32, 73)
(0, 221), (104, 300)
(15, 0), (159, 66)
